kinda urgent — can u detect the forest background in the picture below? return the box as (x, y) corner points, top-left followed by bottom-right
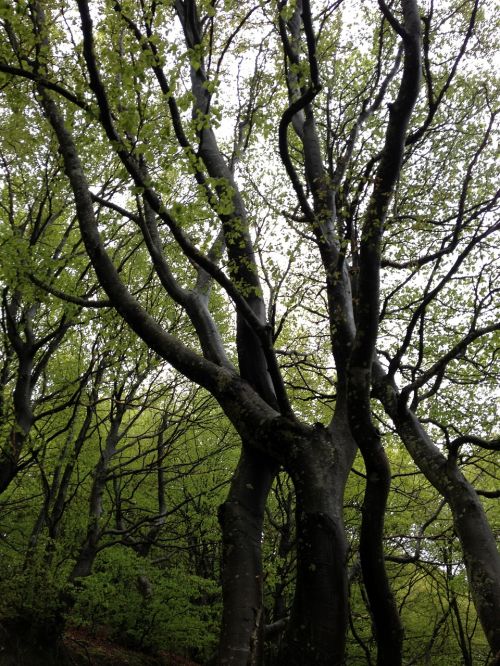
(0, 0), (499, 664)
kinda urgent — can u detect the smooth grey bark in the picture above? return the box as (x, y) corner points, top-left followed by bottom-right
(375, 367), (500, 657)
(40, 88), (282, 645)
(171, 6), (292, 660)
(278, 410), (356, 666)
(343, 4), (421, 663)
(218, 447), (277, 666)
(278, 0), (420, 660)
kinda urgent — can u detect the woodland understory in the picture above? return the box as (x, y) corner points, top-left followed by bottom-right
(0, 0), (499, 664)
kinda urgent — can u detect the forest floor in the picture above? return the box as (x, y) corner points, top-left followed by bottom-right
(64, 628), (201, 666)
(0, 626), (201, 666)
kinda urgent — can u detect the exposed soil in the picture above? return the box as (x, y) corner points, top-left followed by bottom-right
(0, 625), (201, 666)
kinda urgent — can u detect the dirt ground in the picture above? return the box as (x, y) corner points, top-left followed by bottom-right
(0, 626), (201, 666)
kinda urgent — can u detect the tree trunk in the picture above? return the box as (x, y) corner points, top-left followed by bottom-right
(70, 413), (121, 582)
(218, 446), (277, 666)
(0, 348), (34, 493)
(397, 410), (500, 655)
(278, 418), (355, 666)
(376, 371), (500, 656)
(347, 387), (403, 665)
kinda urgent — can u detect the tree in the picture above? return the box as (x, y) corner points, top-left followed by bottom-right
(0, 0), (499, 664)
(0, 144), (76, 494)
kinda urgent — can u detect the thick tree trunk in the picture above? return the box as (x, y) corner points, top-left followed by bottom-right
(279, 508), (347, 666)
(278, 418), (355, 666)
(218, 446), (277, 666)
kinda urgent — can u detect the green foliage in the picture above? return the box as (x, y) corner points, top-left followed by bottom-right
(0, 0), (499, 662)
(0, 541), (73, 644)
(72, 547), (220, 659)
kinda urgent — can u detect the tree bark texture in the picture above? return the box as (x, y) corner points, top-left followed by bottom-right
(376, 370), (500, 656)
(277, 418), (355, 666)
(218, 447), (277, 666)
